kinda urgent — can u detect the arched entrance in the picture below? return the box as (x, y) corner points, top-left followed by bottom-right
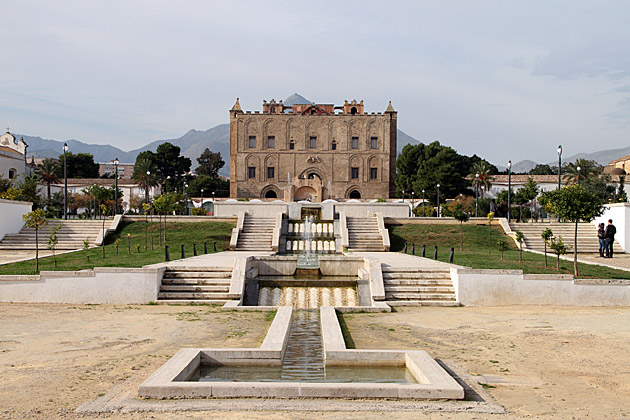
(295, 186), (317, 201)
(265, 190), (277, 199)
(349, 190), (361, 199)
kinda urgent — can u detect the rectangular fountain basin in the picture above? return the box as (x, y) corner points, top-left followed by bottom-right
(138, 307), (464, 400)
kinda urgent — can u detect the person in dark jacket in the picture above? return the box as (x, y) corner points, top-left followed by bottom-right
(597, 222), (606, 257)
(604, 219), (616, 258)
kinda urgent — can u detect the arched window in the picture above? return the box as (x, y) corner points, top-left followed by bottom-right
(331, 140), (337, 150)
(350, 107), (358, 115)
(289, 140), (295, 150)
(265, 190), (277, 199)
(349, 190), (361, 199)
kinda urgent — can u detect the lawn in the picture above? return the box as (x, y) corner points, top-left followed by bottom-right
(388, 223), (630, 279)
(0, 220), (234, 275)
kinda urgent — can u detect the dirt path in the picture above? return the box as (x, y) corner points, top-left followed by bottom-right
(1, 304), (628, 419)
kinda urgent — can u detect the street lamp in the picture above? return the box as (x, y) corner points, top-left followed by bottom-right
(184, 183), (189, 215)
(113, 158), (119, 215)
(436, 183), (441, 217)
(200, 188), (204, 212)
(146, 170), (151, 205)
(475, 173), (479, 217)
(63, 143), (68, 220)
(402, 190), (405, 202)
(422, 189), (425, 217)
(507, 160), (512, 222)
(577, 166), (581, 186)
(411, 191), (415, 216)
(557, 145), (562, 190)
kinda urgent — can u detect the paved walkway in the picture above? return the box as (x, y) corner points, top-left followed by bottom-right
(573, 252), (630, 271)
(347, 251), (463, 269)
(0, 250), (54, 265)
(145, 251), (274, 269)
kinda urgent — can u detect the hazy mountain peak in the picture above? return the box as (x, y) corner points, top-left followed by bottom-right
(284, 93), (311, 106)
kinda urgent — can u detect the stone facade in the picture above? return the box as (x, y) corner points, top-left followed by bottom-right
(229, 99), (397, 201)
(0, 131), (28, 180)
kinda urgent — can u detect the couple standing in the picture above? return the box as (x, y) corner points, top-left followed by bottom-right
(598, 220), (616, 258)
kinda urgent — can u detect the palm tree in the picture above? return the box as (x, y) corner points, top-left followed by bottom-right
(37, 158), (59, 199)
(562, 159), (600, 185)
(132, 156), (158, 204)
(471, 161), (493, 198)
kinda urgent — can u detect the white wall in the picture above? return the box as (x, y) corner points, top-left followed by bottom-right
(215, 201), (288, 217)
(452, 268), (630, 306)
(593, 203), (630, 252)
(0, 198), (32, 241)
(334, 202), (410, 218)
(0, 267), (164, 304)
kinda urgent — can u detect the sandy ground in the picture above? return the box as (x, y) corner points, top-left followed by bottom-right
(1, 304), (629, 420)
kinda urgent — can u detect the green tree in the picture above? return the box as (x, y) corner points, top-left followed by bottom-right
(562, 159), (600, 186)
(514, 230), (524, 262)
(487, 211), (494, 256)
(541, 227), (553, 268)
(46, 225), (61, 268)
(451, 203), (470, 250)
(154, 143), (192, 188)
(617, 175), (627, 202)
(132, 154), (158, 204)
(395, 141), (473, 204)
(99, 204), (109, 258)
(549, 236), (568, 271)
(518, 177), (539, 222)
(471, 160), (493, 197)
(539, 185), (604, 276)
(37, 158), (59, 199)
(529, 164), (556, 175)
(22, 209), (47, 272)
(195, 148), (225, 178)
(13, 175), (41, 208)
(153, 192), (178, 241)
(55, 152), (99, 179)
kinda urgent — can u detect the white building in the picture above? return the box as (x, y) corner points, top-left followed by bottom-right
(0, 131), (31, 180)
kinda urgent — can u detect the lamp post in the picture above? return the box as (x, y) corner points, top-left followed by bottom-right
(475, 173), (479, 217)
(507, 160), (512, 222)
(63, 143), (68, 220)
(402, 190), (405, 202)
(436, 183), (441, 217)
(113, 158), (119, 215)
(411, 191), (415, 216)
(184, 183), (189, 215)
(200, 188), (204, 212)
(577, 166), (581, 186)
(557, 145), (562, 190)
(422, 189), (425, 217)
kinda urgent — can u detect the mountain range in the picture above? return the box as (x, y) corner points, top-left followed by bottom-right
(14, 93), (626, 176)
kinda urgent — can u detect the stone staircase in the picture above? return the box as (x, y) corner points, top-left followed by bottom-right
(0, 219), (106, 250)
(157, 266), (233, 304)
(509, 222), (621, 254)
(347, 216), (385, 251)
(382, 265), (458, 307)
(236, 215), (274, 251)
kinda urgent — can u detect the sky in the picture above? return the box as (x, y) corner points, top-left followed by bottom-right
(1, 1), (629, 165)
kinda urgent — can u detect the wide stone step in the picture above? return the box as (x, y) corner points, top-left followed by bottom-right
(163, 272), (232, 279)
(385, 286), (454, 293)
(160, 285), (229, 292)
(386, 300), (459, 307)
(383, 272), (451, 279)
(157, 292), (231, 299)
(385, 292), (456, 300)
(161, 278), (231, 286)
(382, 266), (451, 273)
(165, 266), (231, 272)
(155, 299), (229, 305)
(384, 279), (453, 286)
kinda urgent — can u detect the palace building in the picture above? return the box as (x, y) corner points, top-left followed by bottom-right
(229, 98), (397, 201)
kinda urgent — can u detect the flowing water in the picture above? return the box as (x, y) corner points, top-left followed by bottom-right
(257, 286), (357, 308)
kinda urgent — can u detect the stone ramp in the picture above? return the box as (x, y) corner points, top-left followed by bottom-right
(509, 222), (621, 254)
(0, 219), (108, 250)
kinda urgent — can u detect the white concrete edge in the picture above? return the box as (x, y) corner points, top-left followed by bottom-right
(271, 213), (282, 251)
(260, 306), (292, 357)
(339, 211), (349, 250)
(320, 306), (346, 354)
(227, 257), (248, 300)
(376, 213), (390, 251)
(366, 258), (385, 301)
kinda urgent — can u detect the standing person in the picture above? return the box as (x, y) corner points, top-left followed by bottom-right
(597, 223), (606, 257)
(604, 219), (616, 258)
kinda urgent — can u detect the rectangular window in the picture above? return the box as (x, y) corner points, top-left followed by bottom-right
(331, 142), (337, 150)
(371, 136), (378, 149)
(267, 167), (275, 179)
(310, 136), (317, 149)
(351, 167), (359, 179)
(289, 141), (295, 150)
(248, 166), (256, 179)
(267, 136), (275, 148)
(370, 167), (378, 180)
(351, 136), (359, 149)
(248, 136), (256, 148)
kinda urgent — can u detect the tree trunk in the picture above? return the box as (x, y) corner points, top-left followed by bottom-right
(574, 220), (579, 277)
(35, 227), (39, 273)
(544, 242), (548, 268)
(460, 222), (464, 251)
(102, 218), (105, 258)
(488, 224), (492, 256)
(519, 244), (522, 262)
(500, 249), (504, 260)
(47, 183), (51, 199)
(557, 254), (560, 271)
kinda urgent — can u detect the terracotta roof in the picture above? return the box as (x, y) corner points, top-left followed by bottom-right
(608, 155), (630, 165)
(50, 178), (141, 187)
(491, 175), (558, 183)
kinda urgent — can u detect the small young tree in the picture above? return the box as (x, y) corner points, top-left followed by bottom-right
(46, 225), (61, 268)
(518, 177), (539, 222)
(114, 238), (121, 256)
(100, 204), (109, 258)
(22, 209), (47, 272)
(451, 203), (470, 250)
(514, 230), (525, 262)
(83, 238), (91, 262)
(618, 175), (628, 203)
(549, 236), (568, 271)
(541, 228), (553, 268)
(142, 202), (151, 251)
(487, 212), (494, 256)
(539, 185), (604, 276)
(497, 238), (509, 260)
